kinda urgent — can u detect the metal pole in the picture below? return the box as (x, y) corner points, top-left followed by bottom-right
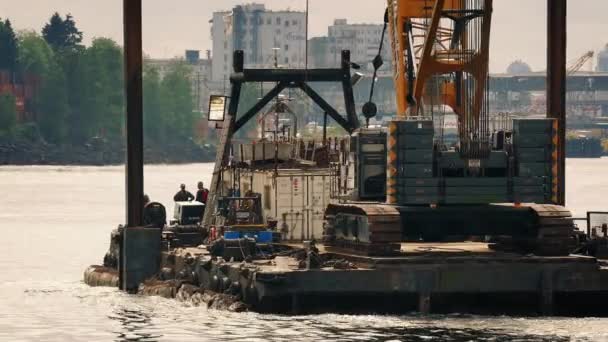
(124, 0), (144, 227)
(547, 0), (567, 206)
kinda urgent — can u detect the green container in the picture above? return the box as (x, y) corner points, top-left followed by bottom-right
(444, 194), (510, 204)
(396, 120), (434, 134)
(444, 177), (507, 187)
(515, 133), (552, 148)
(513, 185), (546, 195)
(400, 178), (441, 187)
(513, 177), (547, 186)
(399, 164), (434, 178)
(513, 119), (555, 134)
(401, 186), (439, 196)
(519, 162), (550, 177)
(398, 194), (440, 204)
(516, 148), (551, 162)
(398, 135), (434, 150)
(398, 149), (434, 164)
(445, 186), (508, 196)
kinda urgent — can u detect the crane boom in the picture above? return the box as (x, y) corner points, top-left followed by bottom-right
(386, 0), (493, 158)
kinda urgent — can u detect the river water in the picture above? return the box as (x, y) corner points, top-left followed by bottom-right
(1, 160), (608, 342)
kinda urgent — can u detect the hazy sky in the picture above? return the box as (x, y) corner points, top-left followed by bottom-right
(1, 0), (607, 72)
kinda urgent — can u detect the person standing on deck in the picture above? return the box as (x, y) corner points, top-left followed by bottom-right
(173, 184), (194, 202)
(195, 181), (209, 204)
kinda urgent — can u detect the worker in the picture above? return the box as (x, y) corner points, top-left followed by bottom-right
(173, 183), (194, 202)
(143, 194), (150, 207)
(195, 181), (209, 204)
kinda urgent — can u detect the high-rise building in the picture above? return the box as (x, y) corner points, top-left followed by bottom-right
(210, 4), (307, 82)
(313, 19), (391, 72)
(597, 44), (608, 72)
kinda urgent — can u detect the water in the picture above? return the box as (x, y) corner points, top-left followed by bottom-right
(1, 161), (608, 342)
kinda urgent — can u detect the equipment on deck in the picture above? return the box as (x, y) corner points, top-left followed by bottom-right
(172, 201), (205, 225)
(324, 0), (576, 256)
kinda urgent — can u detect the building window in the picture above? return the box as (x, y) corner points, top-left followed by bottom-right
(224, 54), (228, 62)
(267, 18), (271, 25)
(285, 57), (289, 64)
(285, 20), (290, 27)
(292, 20), (297, 25)
(276, 17), (281, 25)
(284, 44), (289, 51)
(224, 41), (228, 49)
(276, 29), (281, 35)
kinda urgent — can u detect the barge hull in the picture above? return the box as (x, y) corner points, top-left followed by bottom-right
(165, 244), (608, 315)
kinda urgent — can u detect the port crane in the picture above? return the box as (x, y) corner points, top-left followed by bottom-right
(324, 0), (576, 256)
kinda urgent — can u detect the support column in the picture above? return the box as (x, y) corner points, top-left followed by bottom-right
(124, 0), (144, 227)
(547, 0), (567, 206)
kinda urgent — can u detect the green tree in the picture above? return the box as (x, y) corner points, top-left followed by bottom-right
(160, 61), (195, 141)
(143, 64), (164, 142)
(79, 38), (124, 138)
(42, 13), (83, 52)
(17, 31), (68, 143)
(37, 66), (68, 142)
(0, 19), (18, 75)
(0, 92), (17, 134)
(17, 31), (54, 75)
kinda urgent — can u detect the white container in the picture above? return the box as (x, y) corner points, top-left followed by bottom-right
(220, 168), (335, 241)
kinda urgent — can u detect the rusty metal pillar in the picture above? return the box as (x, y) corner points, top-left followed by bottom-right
(124, 0), (144, 227)
(547, 0), (567, 206)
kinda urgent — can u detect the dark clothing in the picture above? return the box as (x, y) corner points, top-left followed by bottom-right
(196, 188), (209, 204)
(174, 190), (194, 202)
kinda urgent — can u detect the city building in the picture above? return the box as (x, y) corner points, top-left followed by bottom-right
(147, 50), (218, 114)
(210, 3), (307, 82)
(309, 19), (392, 72)
(597, 44), (608, 72)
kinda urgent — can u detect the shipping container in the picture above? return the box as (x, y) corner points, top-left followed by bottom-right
(221, 168), (335, 242)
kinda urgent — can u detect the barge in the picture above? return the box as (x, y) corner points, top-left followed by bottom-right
(86, 0), (608, 316)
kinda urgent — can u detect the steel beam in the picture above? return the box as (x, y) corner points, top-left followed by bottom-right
(230, 68), (345, 83)
(547, 0), (567, 206)
(124, 0), (144, 227)
(234, 82), (288, 132)
(298, 82), (354, 133)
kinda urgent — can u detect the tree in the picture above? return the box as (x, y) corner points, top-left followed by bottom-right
(37, 65), (68, 143)
(79, 38), (124, 139)
(17, 31), (68, 143)
(17, 31), (54, 76)
(143, 64), (164, 142)
(42, 13), (83, 52)
(0, 19), (18, 75)
(160, 61), (195, 141)
(0, 93), (17, 134)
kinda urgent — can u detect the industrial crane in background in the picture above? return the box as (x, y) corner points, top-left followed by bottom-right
(567, 50), (599, 117)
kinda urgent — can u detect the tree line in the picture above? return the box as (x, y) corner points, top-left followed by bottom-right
(0, 13), (197, 146)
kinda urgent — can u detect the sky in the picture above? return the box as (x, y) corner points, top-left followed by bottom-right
(1, 0), (607, 73)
